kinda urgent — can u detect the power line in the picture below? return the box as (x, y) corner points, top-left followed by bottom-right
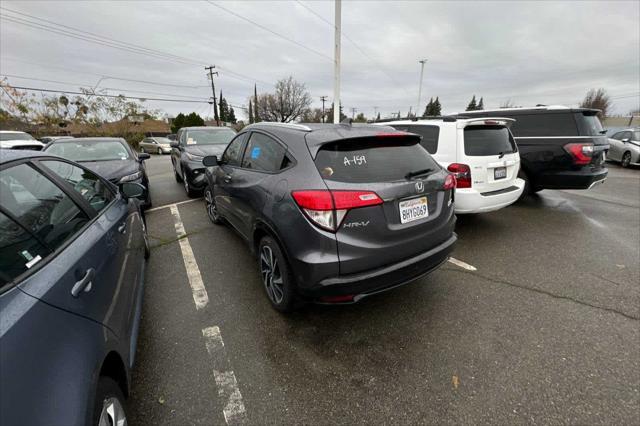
(0, 7), (273, 87)
(205, 0), (333, 62)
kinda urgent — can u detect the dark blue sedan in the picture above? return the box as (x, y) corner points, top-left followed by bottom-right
(0, 149), (148, 425)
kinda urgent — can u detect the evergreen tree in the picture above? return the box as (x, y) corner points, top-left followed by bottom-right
(228, 106), (237, 124)
(423, 97), (434, 117)
(253, 84), (260, 123)
(477, 97), (484, 110)
(248, 99), (254, 124)
(466, 95), (477, 111)
(433, 97), (442, 116)
(376, 112), (381, 122)
(184, 112), (204, 127)
(218, 90), (226, 122)
(397, 110), (401, 119)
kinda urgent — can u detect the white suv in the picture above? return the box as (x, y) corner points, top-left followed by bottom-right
(0, 131), (44, 151)
(382, 117), (525, 213)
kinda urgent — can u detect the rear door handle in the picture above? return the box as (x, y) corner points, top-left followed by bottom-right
(71, 268), (95, 297)
(223, 175), (232, 183)
(118, 222), (127, 234)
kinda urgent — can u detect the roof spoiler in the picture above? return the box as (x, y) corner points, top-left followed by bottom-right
(460, 117), (516, 128)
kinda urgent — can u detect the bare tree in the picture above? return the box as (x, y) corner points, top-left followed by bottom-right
(255, 76), (312, 122)
(580, 88), (611, 119)
(500, 99), (516, 109)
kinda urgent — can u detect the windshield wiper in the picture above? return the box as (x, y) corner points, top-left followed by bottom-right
(405, 168), (433, 180)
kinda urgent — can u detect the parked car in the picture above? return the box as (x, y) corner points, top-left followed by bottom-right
(0, 130), (44, 151)
(0, 149), (149, 426)
(43, 137), (152, 208)
(607, 128), (640, 167)
(382, 117), (524, 213)
(139, 136), (172, 155)
(171, 126), (236, 196)
(202, 122), (457, 312)
(40, 135), (74, 144)
(454, 106), (609, 195)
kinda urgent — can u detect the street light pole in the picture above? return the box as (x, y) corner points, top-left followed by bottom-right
(416, 59), (427, 118)
(333, 0), (341, 124)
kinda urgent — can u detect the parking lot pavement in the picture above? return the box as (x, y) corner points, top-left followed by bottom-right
(130, 155), (639, 425)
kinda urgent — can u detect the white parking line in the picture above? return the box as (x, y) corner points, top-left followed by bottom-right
(170, 205), (209, 309)
(146, 198), (201, 213)
(202, 327), (247, 425)
(448, 257), (477, 271)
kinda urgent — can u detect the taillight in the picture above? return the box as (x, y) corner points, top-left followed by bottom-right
(443, 174), (456, 190)
(564, 143), (594, 165)
(447, 163), (471, 188)
(292, 190), (383, 232)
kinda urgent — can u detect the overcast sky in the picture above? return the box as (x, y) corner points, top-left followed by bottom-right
(1, 0), (638, 121)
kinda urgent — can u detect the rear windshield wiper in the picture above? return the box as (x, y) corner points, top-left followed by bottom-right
(405, 168), (433, 180)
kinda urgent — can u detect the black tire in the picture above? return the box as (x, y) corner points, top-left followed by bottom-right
(258, 236), (297, 312)
(517, 169), (531, 200)
(93, 376), (127, 426)
(157, 148), (162, 155)
(183, 175), (198, 197)
(173, 162), (183, 183)
(139, 146), (145, 154)
(621, 151), (632, 168)
(204, 185), (222, 224)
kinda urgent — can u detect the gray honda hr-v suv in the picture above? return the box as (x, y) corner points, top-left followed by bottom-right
(202, 122), (457, 311)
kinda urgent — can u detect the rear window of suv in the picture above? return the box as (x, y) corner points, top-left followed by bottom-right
(314, 137), (440, 183)
(509, 113), (578, 137)
(574, 112), (604, 136)
(463, 126), (517, 156)
(389, 125), (439, 154)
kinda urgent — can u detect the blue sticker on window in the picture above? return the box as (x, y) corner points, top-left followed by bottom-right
(251, 147), (261, 159)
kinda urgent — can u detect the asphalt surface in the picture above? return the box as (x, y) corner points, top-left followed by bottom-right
(129, 154), (640, 425)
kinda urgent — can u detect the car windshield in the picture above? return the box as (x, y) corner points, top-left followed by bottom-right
(155, 137), (172, 144)
(0, 133), (35, 141)
(45, 140), (130, 161)
(185, 129), (235, 145)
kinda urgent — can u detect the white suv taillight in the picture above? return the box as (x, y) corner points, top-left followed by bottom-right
(291, 190), (383, 232)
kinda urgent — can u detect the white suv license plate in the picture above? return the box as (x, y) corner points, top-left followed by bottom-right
(399, 196), (429, 224)
(494, 167), (507, 180)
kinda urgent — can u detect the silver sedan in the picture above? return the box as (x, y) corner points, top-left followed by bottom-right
(607, 128), (640, 168)
(139, 136), (172, 155)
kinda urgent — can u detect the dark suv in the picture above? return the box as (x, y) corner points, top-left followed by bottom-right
(170, 126), (236, 196)
(456, 106), (608, 194)
(202, 122), (457, 311)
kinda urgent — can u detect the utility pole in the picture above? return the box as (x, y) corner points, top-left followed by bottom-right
(416, 59), (427, 119)
(350, 107), (357, 119)
(205, 65), (220, 126)
(333, 0), (341, 123)
(320, 95), (328, 123)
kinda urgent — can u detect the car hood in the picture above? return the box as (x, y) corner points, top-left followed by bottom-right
(184, 144), (226, 157)
(0, 140), (44, 149)
(79, 159), (139, 182)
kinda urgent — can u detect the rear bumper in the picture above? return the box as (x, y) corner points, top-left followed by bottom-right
(455, 178), (525, 214)
(300, 233), (457, 300)
(536, 166), (608, 190)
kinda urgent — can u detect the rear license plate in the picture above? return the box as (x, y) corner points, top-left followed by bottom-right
(399, 196), (428, 224)
(494, 167), (507, 180)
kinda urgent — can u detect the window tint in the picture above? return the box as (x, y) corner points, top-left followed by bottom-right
(574, 113), (604, 136)
(463, 126), (517, 156)
(241, 133), (289, 172)
(41, 160), (114, 212)
(222, 133), (247, 166)
(390, 125), (440, 154)
(0, 163), (89, 263)
(509, 113), (578, 137)
(314, 137), (439, 183)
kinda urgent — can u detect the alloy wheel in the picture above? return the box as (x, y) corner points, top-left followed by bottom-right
(184, 177), (190, 194)
(98, 397), (127, 426)
(622, 152), (631, 167)
(204, 189), (219, 222)
(157, 148), (162, 155)
(260, 245), (284, 304)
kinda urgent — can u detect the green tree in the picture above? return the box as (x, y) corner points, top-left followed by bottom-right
(171, 113), (186, 133)
(477, 97), (484, 110)
(248, 100), (254, 124)
(218, 90), (226, 122)
(253, 84), (260, 123)
(466, 95), (477, 111)
(423, 97), (434, 117)
(432, 97), (442, 116)
(354, 112), (367, 123)
(376, 112), (381, 122)
(228, 106), (237, 124)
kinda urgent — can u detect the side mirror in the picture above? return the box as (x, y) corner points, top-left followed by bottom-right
(203, 155), (219, 167)
(621, 138), (630, 143)
(120, 182), (146, 200)
(138, 152), (150, 161)
(170, 141), (180, 148)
